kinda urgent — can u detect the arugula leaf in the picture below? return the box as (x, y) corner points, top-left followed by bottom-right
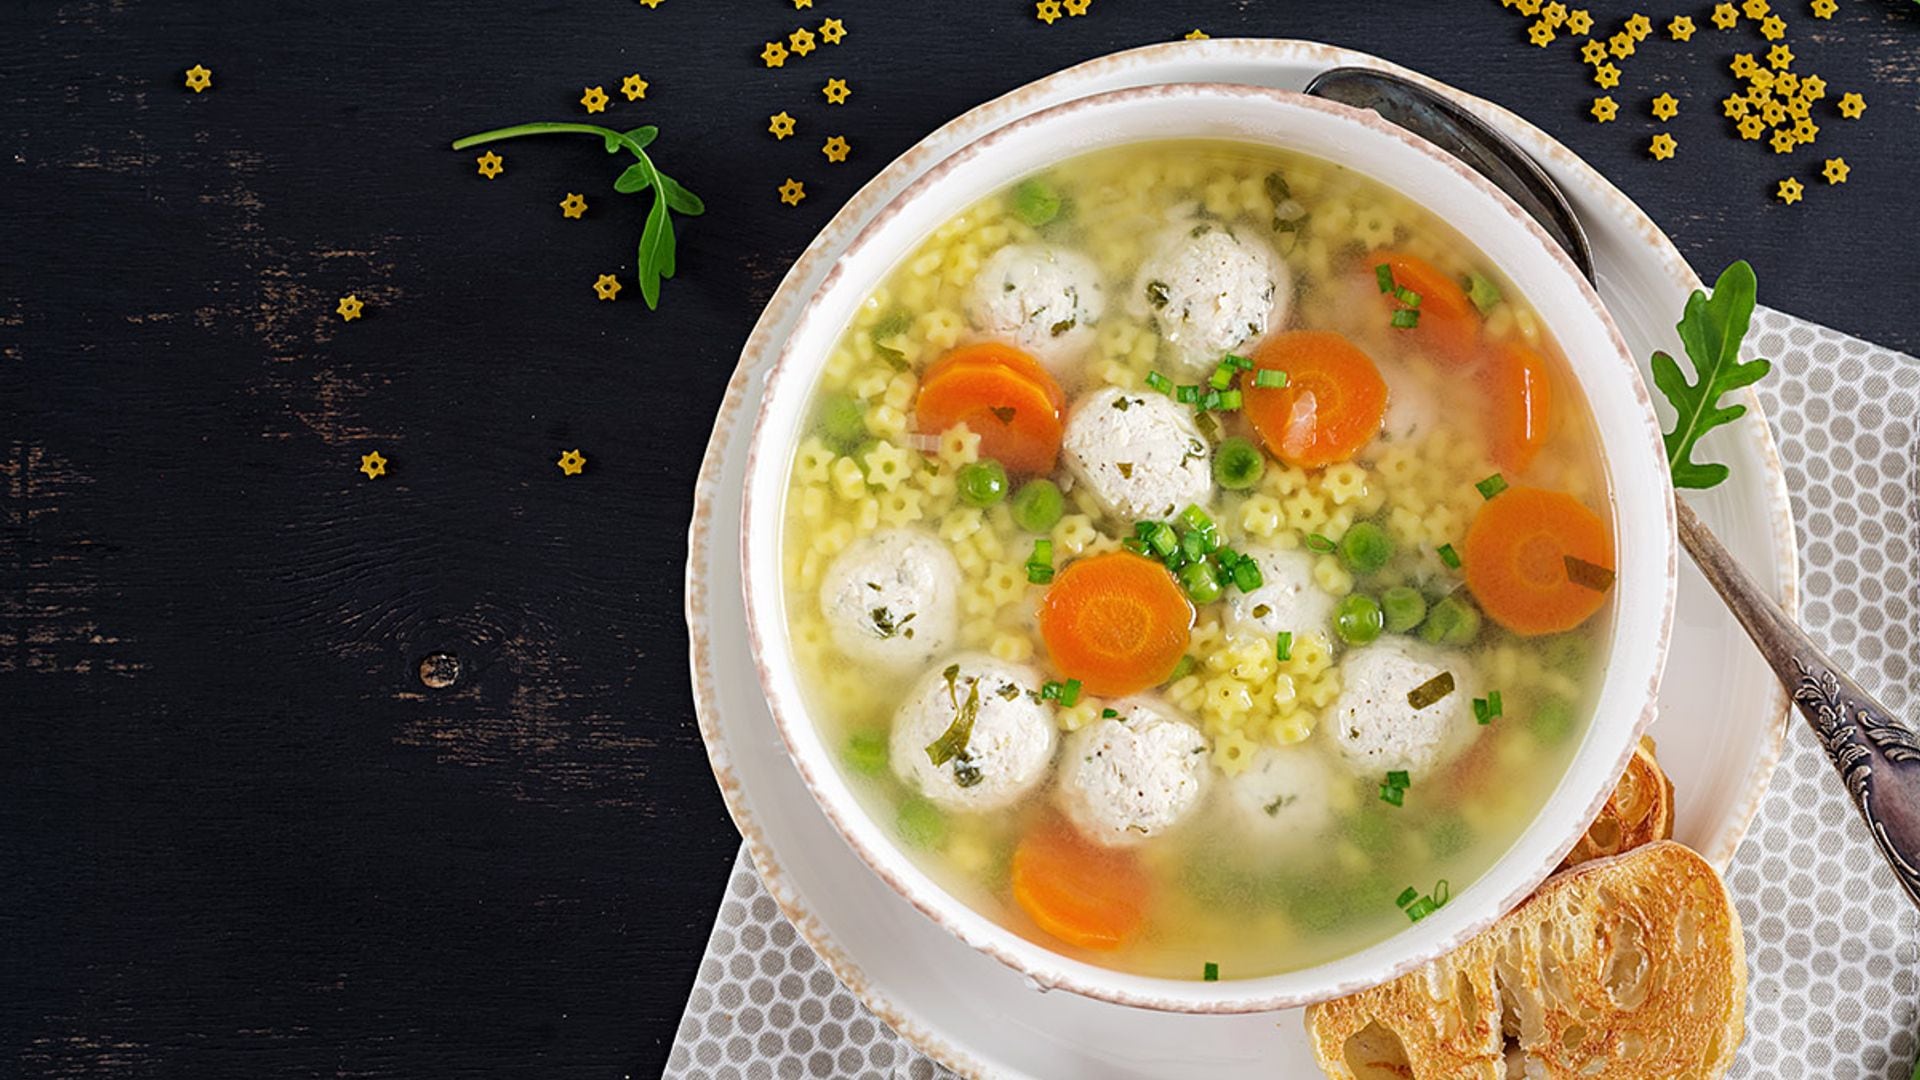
(1649, 260), (1772, 489)
(450, 121), (703, 310)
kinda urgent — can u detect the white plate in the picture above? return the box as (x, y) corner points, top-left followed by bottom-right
(685, 40), (1799, 1079)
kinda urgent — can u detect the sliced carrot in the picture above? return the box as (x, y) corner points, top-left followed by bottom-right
(1037, 551), (1193, 697)
(1371, 252), (1481, 364)
(915, 343), (1065, 474)
(1243, 331), (1388, 469)
(1010, 816), (1150, 951)
(1483, 341), (1554, 475)
(1463, 486), (1614, 636)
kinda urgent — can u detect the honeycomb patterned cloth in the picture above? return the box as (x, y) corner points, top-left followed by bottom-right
(668, 307), (1920, 1079)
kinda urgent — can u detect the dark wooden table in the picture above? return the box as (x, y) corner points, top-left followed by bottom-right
(3, 1), (1915, 1076)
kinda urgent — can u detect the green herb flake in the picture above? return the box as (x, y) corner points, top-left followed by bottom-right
(1463, 272), (1502, 314)
(1395, 886), (1419, 909)
(1437, 543), (1462, 569)
(1475, 473), (1509, 500)
(1651, 260), (1772, 489)
(1202, 961), (1219, 982)
(1145, 371), (1174, 395)
(1379, 783), (1405, 806)
(1407, 671), (1456, 710)
(1306, 533), (1336, 554)
(1060, 678), (1082, 707)
(1375, 263), (1396, 294)
(1390, 308), (1421, 329)
(1253, 368), (1287, 389)
(1564, 555), (1616, 592)
(924, 677), (981, 766)
(1275, 631), (1293, 662)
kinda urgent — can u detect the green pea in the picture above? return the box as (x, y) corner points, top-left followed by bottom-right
(1531, 695), (1577, 744)
(1011, 178), (1062, 227)
(1419, 594), (1483, 647)
(841, 731), (888, 777)
(1180, 561), (1223, 604)
(816, 393), (866, 453)
(1380, 585), (1428, 634)
(957, 460), (1009, 507)
(1339, 521), (1395, 575)
(1335, 593), (1384, 645)
(1212, 436), (1266, 491)
(1010, 478), (1065, 532)
(896, 796), (947, 849)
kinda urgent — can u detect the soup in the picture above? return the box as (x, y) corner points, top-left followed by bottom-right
(776, 141), (1616, 980)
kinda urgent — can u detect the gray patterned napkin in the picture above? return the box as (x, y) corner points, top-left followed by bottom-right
(669, 306), (1920, 1080)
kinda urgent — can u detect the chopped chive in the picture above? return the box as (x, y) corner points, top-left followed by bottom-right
(1040, 681), (1060, 701)
(1148, 522), (1178, 557)
(1231, 557), (1263, 593)
(1225, 353), (1253, 370)
(1253, 368), (1287, 389)
(1379, 783), (1405, 806)
(1564, 555), (1616, 592)
(1101, 707), (1119, 719)
(1026, 538), (1055, 584)
(1216, 389), (1243, 410)
(1180, 505), (1214, 533)
(1375, 263), (1395, 293)
(1390, 308), (1421, 329)
(1437, 543), (1462, 569)
(1386, 769), (1411, 789)
(1393, 285), (1422, 308)
(1306, 533), (1336, 554)
(1395, 886), (1418, 908)
(1201, 389), (1223, 411)
(1145, 370), (1173, 395)
(1470, 689), (1503, 724)
(1463, 272), (1502, 314)
(1060, 678), (1082, 708)
(1175, 385), (1201, 405)
(1407, 670), (1456, 710)
(1275, 631), (1293, 661)
(1121, 537), (1148, 555)
(1208, 363), (1236, 391)
(1475, 473), (1509, 500)
(1404, 896), (1439, 922)
(1202, 961), (1219, 982)
(1166, 654), (1196, 683)
(1435, 879), (1451, 906)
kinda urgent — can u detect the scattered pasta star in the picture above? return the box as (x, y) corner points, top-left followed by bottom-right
(580, 86), (609, 114)
(794, 0), (812, 7)
(1581, 40), (1609, 64)
(638, 0), (663, 7)
(620, 74), (648, 101)
(1566, 8), (1593, 34)
(1810, 0), (1836, 16)
(1648, 132), (1677, 160)
(1608, 31), (1634, 58)
(818, 18), (846, 44)
(1776, 177), (1804, 204)
(768, 111), (797, 140)
(1767, 44), (1794, 69)
(1822, 157), (1849, 184)
(1185, 28), (1209, 40)
(1759, 14), (1786, 39)
(593, 273), (623, 300)
(1529, 21), (1556, 46)
(1590, 95), (1619, 122)
(1737, 114), (1766, 139)
(557, 449), (587, 476)
(1748, 68), (1776, 91)
(1064, 0), (1091, 14)
(559, 192), (588, 219)
(1542, 2), (1568, 26)
(789, 27), (816, 56)
(184, 64), (212, 93)
(822, 77), (850, 105)
(761, 41), (789, 68)
(1730, 53), (1759, 77)
(1667, 14), (1695, 40)
(1792, 117), (1819, 144)
(336, 294), (365, 321)
(1712, 2), (1739, 28)
(1594, 63), (1621, 89)
(1651, 93), (1679, 120)
(1769, 127), (1796, 153)
(779, 178), (806, 206)
(1035, 0), (1062, 24)
(1516, 0), (1541, 15)
(1836, 91), (1865, 118)
(359, 451), (387, 479)
(1625, 13), (1652, 39)
(1775, 72), (1799, 95)
(1742, 0), (1770, 17)
(821, 135), (851, 163)
(1761, 98), (1788, 124)
(1723, 95), (1749, 118)
(1798, 74), (1826, 99)
(475, 150), (504, 178)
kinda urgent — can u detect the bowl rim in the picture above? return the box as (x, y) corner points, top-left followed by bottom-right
(736, 80), (1677, 1013)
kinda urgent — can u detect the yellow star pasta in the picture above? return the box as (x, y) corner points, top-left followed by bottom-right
(1742, 0), (1769, 17)
(1768, 44), (1794, 69)
(594, 273), (623, 300)
(1590, 95), (1619, 122)
(1529, 21), (1556, 46)
(184, 64), (212, 93)
(1648, 132), (1677, 160)
(761, 41), (789, 68)
(1651, 93), (1678, 120)
(822, 77), (851, 105)
(768, 111), (797, 139)
(1836, 92), (1865, 118)
(1712, 2), (1739, 28)
(580, 86), (609, 113)
(1580, 40), (1608, 64)
(789, 28), (817, 56)
(1759, 14), (1786, 39)
(359, 452), (387, 479)
(1593, 63), (1620, 89)
(1776, 177), (1803, 203)
(476, 151), (504, 178)
(1822, 157), (1849, 184)
(1669, 15), (1695, 39)
(1737, 114), (1766, 139)
(1608, 31), (1634, 57)
(822, 135), (850, 163)
(1566, 8), (1593, 34)
(1810, 0), (1837, 16)
(559, 193), (588, 219)
(557, 449), (587, 475)
(1723, 95), (1749, 119)
(1625, 12), (1652, 38)
(819, 18), (846, 44)
(779, 178), (806, 206)
(621, 74), (649, 100)
(1035, 0), (1062, 23)
(337, 294), (365, 321)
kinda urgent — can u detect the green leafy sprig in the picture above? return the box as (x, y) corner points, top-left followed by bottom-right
(450, 122), (704, 309)
(1650, 259), (1772, 489)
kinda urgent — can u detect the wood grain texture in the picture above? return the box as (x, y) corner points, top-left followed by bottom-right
(0, 1), (1914, 1076)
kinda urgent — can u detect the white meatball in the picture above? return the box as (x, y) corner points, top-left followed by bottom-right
(966, 243), (1106, 375)
(1328, 636), (1480, 780)
(819, 528), (959, 672)
(1129, 222), (1290, 378)
(1220, 744), (1340, 848)
(1061, 386), (1212, 522)
(1224, 545), (1335, 641)
(890, 655), (1057, 812)
(1379, 359), (1441, 445)
(1056, 699), (1210, 847)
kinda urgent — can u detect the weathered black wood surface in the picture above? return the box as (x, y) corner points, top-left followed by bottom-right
(2, 1), (1915, 1076)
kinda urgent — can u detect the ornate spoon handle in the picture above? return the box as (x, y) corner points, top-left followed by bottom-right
(1675, 497), (1920, 908)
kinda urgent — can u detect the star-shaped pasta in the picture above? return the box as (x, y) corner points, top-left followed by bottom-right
(793, 0), (811, 7)
(819, 18), (846, 44)
(1035, 0), (1062, 24)
(1566, 8), (1594, 34)
(359, 451), (387, 479)
(1768, 44), (1794, 69)
(1792, 117), (1819, 143)
(768, 111), (797, 140)
(1786, 95), (1812, 120)
(1769, 128), (1796, 153)
(1759, 14), (1786, 39)
(822, 78), (850, 105)
(1723, 95), (1749, 118)
(1185, 29), (1209, 40)
(476, 151), (504, 178)
(1761, 98), (1788, 125)
(1742, 0), (1769, 17)
(594, 273), (622, 300)
(1593, 63), (1621, 89)
(1529, 21), (1556, 46)
(1064, 0), (1091, 14)
(779, 178), (806, 206)
(1625, 13), (1652, 39)
(1651, 93), (1679, 120)
(559, 193), (588, 219)
(1712, 2), (1739, 28)
(1542, 2), (1567, 26)
(1730, 53), (1759, 77)
(1810, 0), (1837, 16)
(580, 86), (609, 113)
(1836, 91), (1865, 118)
(1748, 68), (1776, 92)
(1581, 40), (1608, 64)
(1648, 132), (1677, 160)
(1590, 95), (1619, 122)
(621, 74), (649, 101)
(337, 294), (365, 321)
(1737, 114), (1766, 139)
(822, 135), (851, 163)
(1775, 72), (1799, 95)
(184, 64), (212, 93)
(789, 27), (816, 55)
(1608, 32), (1634, 58)
(1516, 0), (1541, 14)
(638, 0), (663, 7)
(1668, 15), (1695, 40)
(1776, 177), (1803, 204)
(1798, 74), (1826, 100)
(1822, 157), (1849, 184)
(557, 449), (587, 476)
(761, 41), (789, 68)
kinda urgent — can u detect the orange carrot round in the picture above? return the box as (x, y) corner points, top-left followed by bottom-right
(1037, 551), (1193, 697)
(1372, 252), (1481, 364)
(1483, 341), (1554, 475)
(916, 343), (1065, 474)
(1243, 331), (1388, 469)
(1010, 817), (1150, 951)
(1463, 486), (1614, 636)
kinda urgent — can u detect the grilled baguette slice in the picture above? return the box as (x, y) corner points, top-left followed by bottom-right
(1560, 735), (1675, 870)
(1306, 841), (1746, 1079)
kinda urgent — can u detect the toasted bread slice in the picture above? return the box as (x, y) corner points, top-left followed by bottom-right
(1560, 735), (1675, 871)
(1306, 841), (1746, 1079)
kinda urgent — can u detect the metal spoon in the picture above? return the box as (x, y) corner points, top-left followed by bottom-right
(1306, 66), (1920, 909)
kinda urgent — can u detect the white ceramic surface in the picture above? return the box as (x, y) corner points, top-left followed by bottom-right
(686, 40), (1797, 1078)
(736, 82), (1677, 1013)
